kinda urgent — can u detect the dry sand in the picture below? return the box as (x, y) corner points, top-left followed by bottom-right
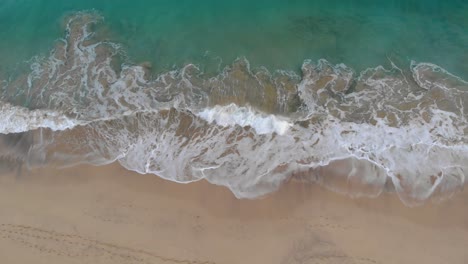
(0, 163), (467, 264)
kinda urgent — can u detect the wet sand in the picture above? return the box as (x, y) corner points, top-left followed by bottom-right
(0, 163), (467, 264)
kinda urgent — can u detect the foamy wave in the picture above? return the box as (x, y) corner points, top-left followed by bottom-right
(0, 102), (77, 134)
(1, 11), (467, 206)
(197, 104), (291, 135)
(66, 105), (465, 205)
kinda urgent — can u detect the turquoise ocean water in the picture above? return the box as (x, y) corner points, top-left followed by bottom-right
(1, 0), (467, 75)
(0, 1), (467, 205)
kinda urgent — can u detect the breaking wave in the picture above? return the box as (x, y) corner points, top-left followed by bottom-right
(1, 12), (467, 205)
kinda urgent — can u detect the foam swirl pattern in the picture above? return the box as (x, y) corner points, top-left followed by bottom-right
(1, 12), (467, 205)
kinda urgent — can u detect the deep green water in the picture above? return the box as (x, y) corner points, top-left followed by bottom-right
(1, 0), (467, 76)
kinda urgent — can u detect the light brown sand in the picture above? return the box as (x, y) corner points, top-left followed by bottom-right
(0, 163), (467, 264)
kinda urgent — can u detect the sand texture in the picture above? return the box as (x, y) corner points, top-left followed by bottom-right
(0, 164), (467, 264)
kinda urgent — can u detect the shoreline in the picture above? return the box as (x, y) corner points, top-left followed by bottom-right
(0, 163), (467, 264)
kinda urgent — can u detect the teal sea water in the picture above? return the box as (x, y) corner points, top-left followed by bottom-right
(0, 1), (467, 205)
(1, 0), (467, 75)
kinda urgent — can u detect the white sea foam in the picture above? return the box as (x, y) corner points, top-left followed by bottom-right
(0, 102), (77, 134)
(1, 11), (467, 206)
(197, 104), (292, 135)
(82, 104), (465, 205)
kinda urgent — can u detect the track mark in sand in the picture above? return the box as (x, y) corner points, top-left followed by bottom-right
(277, 216), (355, 231)
(83, 208), (145, 226)
(0, 223), (215, 264)
(82, 200), (150, 227)
(306, 222), (354, 231)
(281, 231), (381, 264)
(353, 257), (380, 264)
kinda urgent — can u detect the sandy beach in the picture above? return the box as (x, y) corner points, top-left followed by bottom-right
(0, 163), (466, 264)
